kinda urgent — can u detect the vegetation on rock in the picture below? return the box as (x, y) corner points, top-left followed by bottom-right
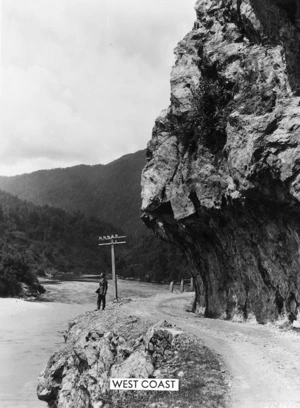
(171, 76), (233, 155)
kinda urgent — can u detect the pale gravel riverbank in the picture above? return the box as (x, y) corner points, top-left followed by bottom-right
(0, 298), (47, 317)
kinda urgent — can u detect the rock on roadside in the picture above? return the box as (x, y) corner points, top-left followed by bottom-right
(37, 303), (229, 408)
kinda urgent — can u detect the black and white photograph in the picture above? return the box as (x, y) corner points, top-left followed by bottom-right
(1, 0), (300, 407)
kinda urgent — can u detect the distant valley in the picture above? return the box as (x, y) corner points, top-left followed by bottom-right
(0, 150), (190, 296)
(0, 150), (147, 236)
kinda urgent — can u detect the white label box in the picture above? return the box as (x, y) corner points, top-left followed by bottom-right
(110, 378), (179, 391)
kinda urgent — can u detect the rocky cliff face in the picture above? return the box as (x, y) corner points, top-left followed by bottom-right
(141, 0), (300, 323)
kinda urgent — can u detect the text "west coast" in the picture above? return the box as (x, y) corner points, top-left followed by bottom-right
(110, 378), (179, 391)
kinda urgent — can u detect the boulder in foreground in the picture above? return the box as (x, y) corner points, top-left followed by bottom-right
(37, 304), (229, 408)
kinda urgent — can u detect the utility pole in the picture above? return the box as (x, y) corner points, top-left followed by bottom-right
(98, 234), (126, 301)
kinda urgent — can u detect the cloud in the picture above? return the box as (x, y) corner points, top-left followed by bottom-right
(1, 0), (196, 176)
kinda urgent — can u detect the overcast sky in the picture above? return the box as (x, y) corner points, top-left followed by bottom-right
(1, 0), (195, 176)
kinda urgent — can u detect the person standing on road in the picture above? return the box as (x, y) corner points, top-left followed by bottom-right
(96, 273), (108, 310)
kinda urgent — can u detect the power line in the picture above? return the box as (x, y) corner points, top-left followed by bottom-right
(98, 234), (126, 301)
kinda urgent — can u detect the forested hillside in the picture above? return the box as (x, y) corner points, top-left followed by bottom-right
(0, 150), (147, 235)
(0, 190), (118, 297)
(0, 150), (192, 294)
(116, 234), (191, 284)
(0, 189), (191, 297)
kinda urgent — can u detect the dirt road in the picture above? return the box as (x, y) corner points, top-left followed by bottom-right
(129, 292), (300, 408)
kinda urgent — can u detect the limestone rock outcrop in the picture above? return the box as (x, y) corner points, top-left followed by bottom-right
(37, 306), (228, 408)
(141, 0), (300, 322)
(37, 310), (152, 408)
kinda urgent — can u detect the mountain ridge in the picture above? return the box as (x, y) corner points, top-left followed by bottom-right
(0, 150), (147, 235)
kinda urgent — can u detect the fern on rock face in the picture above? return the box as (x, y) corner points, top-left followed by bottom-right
(171, 78), (233, 155)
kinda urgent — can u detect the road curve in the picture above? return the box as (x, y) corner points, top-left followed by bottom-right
(149, 292), (300, 408)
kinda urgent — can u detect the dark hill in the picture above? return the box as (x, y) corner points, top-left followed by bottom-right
(0, 150), (147, 235)
(0, 189), (119, 297)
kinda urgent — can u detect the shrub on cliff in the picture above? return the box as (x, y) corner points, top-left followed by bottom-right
(172, 78), (232, 154)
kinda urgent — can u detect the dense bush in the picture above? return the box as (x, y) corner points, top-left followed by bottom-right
(0, 272), (21, 297)
(116, 234), (191, 283)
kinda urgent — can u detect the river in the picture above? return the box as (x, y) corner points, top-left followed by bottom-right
(0, 277), (168, 408)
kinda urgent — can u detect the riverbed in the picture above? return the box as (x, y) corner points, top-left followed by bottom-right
(0, 277), (168, 408)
